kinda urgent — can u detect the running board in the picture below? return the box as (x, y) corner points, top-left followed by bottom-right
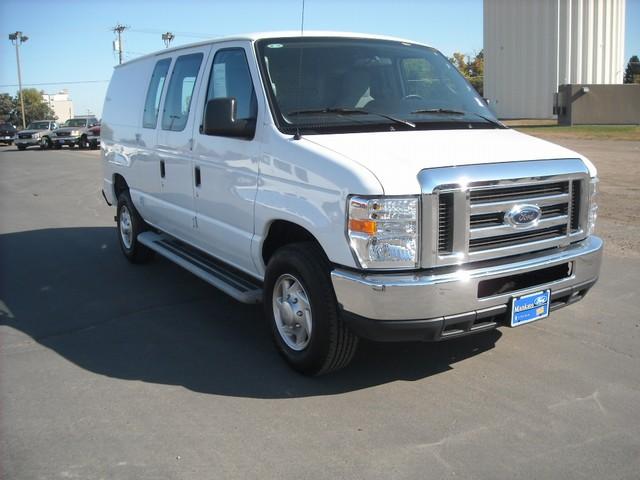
(137, 231), (263, 304)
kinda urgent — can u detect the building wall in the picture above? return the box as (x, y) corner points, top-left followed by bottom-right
(484, 0), (626, 119)
(42, 90), (74, 123)
(557, 84), (640, 125)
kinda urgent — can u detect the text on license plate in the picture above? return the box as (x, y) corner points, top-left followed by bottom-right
(511, 290), (550, 327)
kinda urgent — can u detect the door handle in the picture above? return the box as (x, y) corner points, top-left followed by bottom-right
(195, 166), (201, 187)
(160, 160), (165, 178)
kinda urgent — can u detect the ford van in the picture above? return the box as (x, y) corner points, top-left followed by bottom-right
(101, 32), (602, 375)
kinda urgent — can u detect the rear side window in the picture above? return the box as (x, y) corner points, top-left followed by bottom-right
(143, 58), (171, 128)
(206, 49), (257, 122)
(161, 53), (203, 131)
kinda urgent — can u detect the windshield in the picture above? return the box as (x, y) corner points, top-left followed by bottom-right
(27, 121), (51, 130)
(256, 37), (501, 134)
(64, 119), (88, 127)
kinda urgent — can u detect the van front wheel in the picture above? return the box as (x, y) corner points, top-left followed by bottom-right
(264, 243), (359, 375)
(116, 191), (153, 264)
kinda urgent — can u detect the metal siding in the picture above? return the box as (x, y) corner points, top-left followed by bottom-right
(484, 0), (626, 119)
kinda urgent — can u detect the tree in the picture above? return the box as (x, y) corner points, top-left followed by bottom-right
(0, 93), (17, 124)
(449, 50), (484, 96)
(624, 55), (640, 84)
(15, 88), (57, 126)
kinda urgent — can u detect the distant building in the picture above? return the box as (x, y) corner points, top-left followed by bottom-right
(484, 0), (626, 119)
(42, 90), (74, 123)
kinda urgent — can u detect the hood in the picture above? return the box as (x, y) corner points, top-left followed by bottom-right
(303, 128), (596, 195)
(18, 129), (43, 135)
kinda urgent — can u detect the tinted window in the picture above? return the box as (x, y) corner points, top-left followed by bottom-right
(161, 53), (203, 131)
(206, 49), (257, 122)
(64, 119), (89, 127)
(256, 38), (499, 134)
(143, 58), (171, 128)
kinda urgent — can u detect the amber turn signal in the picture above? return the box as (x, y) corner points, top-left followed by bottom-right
(349, 219), (377, 235)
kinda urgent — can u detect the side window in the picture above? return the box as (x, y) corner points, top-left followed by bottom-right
(161, 53), (203, 131)
(205, 48), (257, 124)
(143, 58), (171, 129)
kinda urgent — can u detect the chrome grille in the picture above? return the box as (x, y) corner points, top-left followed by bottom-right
(418, 159), (591, 268)
(468, 180), (571, 253)
(438, 193), (454, 253)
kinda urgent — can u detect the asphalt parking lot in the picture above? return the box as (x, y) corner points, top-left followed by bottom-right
(1, 140), (639, 480)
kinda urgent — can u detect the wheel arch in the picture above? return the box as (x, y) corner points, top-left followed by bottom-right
(261, 220), (325, 266)
(112, 173), (129, 200)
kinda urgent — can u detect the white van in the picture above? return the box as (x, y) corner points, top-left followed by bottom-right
(101, 32), (602, 375)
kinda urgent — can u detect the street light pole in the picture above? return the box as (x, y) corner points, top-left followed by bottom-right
(8, 31), (28, 129)
(162, 32), (175, 48)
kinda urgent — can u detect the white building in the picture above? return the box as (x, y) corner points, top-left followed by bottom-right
(42, 90), (74, 123)
(484, 0), (626, 119)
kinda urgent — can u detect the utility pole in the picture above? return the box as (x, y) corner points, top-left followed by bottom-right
(162, 32), (175, 48)
(112, 23), (128, 64)
(8, 31), (28, 129)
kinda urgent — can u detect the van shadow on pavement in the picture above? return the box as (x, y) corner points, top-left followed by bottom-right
(0, 227), (501, 398)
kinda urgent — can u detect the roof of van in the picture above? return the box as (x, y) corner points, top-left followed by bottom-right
(115, 31), (432, 68)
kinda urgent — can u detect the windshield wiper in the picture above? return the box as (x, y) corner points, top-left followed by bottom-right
(411, 108), (505, 128)
(410, 108), (465, 115)
(286, 107), (415, 129)
(469, 112), (506, 128)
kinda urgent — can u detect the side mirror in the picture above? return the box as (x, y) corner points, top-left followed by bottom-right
(203, 97), (254, 138)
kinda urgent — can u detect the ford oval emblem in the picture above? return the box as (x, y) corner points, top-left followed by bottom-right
(533, 295), (547, 306)
(505, 204), (542, 228)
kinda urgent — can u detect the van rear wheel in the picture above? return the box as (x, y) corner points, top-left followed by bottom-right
(264, 242), (359, 375)
(116, 191), (154, 264)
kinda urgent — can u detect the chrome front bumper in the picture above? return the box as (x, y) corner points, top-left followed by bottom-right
(15, 138), (39, 146)
(53, 136), (80, 143)
(331, 236), (602, 327)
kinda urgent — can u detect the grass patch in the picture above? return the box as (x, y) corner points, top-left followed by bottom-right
(512, 124), (640, 141)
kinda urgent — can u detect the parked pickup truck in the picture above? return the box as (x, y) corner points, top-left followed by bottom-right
(86, 123), (100, 149)
(0, 122), (17, 145)
(15, 120), (59, 150)
(101, 32), (602, 375)
(52, 116), (99, 149)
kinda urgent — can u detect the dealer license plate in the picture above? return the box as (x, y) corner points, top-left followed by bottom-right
(511, 290), (550, 327)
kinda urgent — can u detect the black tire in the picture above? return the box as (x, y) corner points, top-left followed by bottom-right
(116, 191), (154, 264)
(40, 137), (52, 150)
(78, 135), (90, 149)
(264, 242), (359, 375)
(17, 144), (26, 151)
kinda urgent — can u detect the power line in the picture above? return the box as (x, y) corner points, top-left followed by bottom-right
(128, 28), (217, 39)
(0, 80), (109, 88)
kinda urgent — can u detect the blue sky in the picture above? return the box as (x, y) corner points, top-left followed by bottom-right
(1, 0), (638, 117)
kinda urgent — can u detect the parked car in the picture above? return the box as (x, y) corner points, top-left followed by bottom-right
(101, 32), (602, 375)
(52, 116), (99, 149)
(0, 122), (17, 145)
(87, 123), (100, 149)
(15, 120), (59, 150)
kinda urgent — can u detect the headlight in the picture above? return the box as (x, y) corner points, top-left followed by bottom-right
(587, 177), (599, 235)
(32, 132), (41, 139)
(71, 130), (81, 136)
(347, 196), (419, 269)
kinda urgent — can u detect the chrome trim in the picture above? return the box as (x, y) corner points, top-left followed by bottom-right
(470, 192), (570, 214)
(418, 159), (591, 268)
(470, 215), (568, 239)
(331, 236), (602, 321)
